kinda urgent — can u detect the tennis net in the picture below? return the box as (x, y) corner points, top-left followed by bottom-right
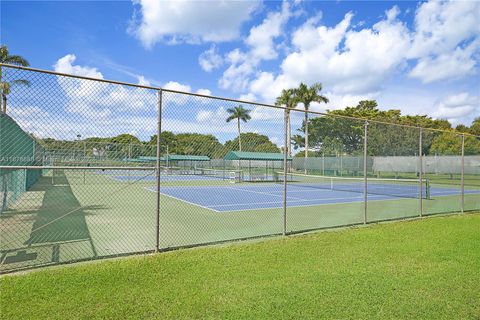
(275, 172), (430, 199)
(197, 168), (244, 182)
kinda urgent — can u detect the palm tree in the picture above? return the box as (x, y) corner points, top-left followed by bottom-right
(275, 89), (297, 157)
(294, 83), (328, 172)
(0, 45), (30, 114)
(226, 105), (251, 151)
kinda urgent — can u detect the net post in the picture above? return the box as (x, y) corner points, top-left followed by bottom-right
(363, 121), (368, 224)
(419, 128), (423, 217)
(283, 109), (288, 236)
(461, 134), (465, 213)
(155, 89), (163, 253)
(322, 152), (325, 176)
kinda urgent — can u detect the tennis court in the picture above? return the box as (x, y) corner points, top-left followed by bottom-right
(152, 176), (480, 212)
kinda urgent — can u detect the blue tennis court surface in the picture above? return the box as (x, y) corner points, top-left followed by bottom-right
(150, 183), (480, 212)
(111, 174), (224, 182)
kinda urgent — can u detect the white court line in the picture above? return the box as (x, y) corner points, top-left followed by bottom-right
(143, 186), (221, 213)
(209, 194), (367, 208)
(223, 186), (305, 201)
(214, 194), (391, 212)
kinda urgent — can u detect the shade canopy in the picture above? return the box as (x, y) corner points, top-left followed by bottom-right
(136, 155), (210, 161)
(224, 151), (291, 161)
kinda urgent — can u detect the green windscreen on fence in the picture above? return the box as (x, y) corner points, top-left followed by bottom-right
(0, 113), (43, 214)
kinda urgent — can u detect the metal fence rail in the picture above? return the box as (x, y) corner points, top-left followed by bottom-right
(1, 63), (479, 273)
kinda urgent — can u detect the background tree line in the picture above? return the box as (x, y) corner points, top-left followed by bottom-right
(40, 131), (280, 159)
(292, 100), (480, 157)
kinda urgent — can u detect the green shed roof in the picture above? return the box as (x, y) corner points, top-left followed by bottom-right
(123, 158), (152, 163)
(224, 151), (291, 161)
(137, 156), (166, 161)
(167, 154), (210, 161)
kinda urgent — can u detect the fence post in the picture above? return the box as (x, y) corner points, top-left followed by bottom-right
(283, 109), (288, 236)
(461, 134), (465, 213)
(419, 128), (423, 217)
(363, 121), (368, 224)
(155, 89), (163, 252)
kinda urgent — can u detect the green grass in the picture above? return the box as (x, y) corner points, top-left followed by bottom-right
(1, 213), (479, 319)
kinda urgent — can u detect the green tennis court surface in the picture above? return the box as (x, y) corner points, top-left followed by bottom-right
(1, 169), (479, 272)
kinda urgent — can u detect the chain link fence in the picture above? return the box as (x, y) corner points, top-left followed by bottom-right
(1, 64), (479, 273)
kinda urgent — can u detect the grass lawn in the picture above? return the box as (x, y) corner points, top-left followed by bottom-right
(1, 212), (479, 319)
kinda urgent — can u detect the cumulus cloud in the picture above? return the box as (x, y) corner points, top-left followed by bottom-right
(54, 54), (104, 79)
(219, 2), (292, 92)
(407, 1), (480, 83)
(246, 6), (412, 103)
(195, 89), (212, 96)
(409, 41), (479, 83)
(196, 106), (228, 122)
(199, 45), (223, 72)
(408, 0), (480, 58)
(217, 0), (479, 128)
(163, 81), (191, 92)
(129, 0), (260, 47)
(433, 93), (479, 121)
(53, 54), (157, 119)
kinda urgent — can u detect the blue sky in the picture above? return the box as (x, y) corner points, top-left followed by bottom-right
(1, 0), (479, 145)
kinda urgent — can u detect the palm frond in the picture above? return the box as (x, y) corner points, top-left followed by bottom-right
(12, 79), (30, 86)
(2, 54), (30, 67)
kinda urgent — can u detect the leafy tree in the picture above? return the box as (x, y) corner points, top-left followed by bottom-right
(294, 83), (328, 167)
(293, 150), (318, 158)
(0, 45), (30, 114)
(295, 100), (466, 157)
(226, 105), (251, 151)
(275, 89), (297, 156)
(254, 142), (280, 153)
(224, 133), (279, 153)
(149, 131), (177, 154)
(455, 124), (469, 133)
(174, 133), (223, 158)
(469, 117), (480, 136)
(111, 134), (140, 145)
(430, 132), (480, 156)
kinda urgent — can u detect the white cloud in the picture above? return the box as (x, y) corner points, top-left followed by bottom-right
(195, 89), (212, 96)
(136, 75), (151, 86)
(250, 105), (284, 122)
(409, 1), (480, 58)
(409, 39), (479, 83)
(53, 55), (156, 119)
(433, 93), (479, 120)
(54, 54), (104, 79)
(246, 1), (291, 61)
(219, 2), (291, 92)
(317, 92), (377, 112)
(129, 0), (260, 47)
(163, 81), (191, 92)
(199, 45), (223, 72)
(407, 1), (480, 83)
(196, 106), (228, 122)
(241, 7), (412, 103)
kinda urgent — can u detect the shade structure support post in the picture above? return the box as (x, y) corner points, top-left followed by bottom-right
(419, 128), (423, 217)
(282, 109), (288, 236)
(363, 121), (368, 224)
(155, 89), (163, 253)
(461, 134), (465, 213)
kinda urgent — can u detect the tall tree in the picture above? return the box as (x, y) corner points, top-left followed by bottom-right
(275, 89), (297, 156)
(224, 132), (279, 153)
(226, 105), (251, 151)
(294, 83), (328, 171)
(0, 45), (30, 114)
